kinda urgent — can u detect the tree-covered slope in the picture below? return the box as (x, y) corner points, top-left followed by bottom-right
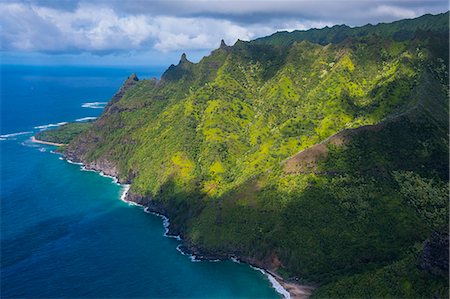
(35, 122), (93, 145)
(253, 11), (449, 46)
(64, 13), (449, 298)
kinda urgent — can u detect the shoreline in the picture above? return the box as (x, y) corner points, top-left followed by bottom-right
(62, 155), (312, 299)
(265, 269), (314, 299)
(31, 136), (66, 147)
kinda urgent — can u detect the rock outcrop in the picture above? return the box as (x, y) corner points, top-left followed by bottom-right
(109, 73), (139, 105)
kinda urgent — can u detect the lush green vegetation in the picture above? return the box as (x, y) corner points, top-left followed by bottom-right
(313, 251), (448, 298)
(63, 13), (449, 298)
(35, 122), (93, 145)
(253, 11), (449, 47)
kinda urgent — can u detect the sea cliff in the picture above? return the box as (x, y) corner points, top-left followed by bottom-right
(58, 12), (448, 298)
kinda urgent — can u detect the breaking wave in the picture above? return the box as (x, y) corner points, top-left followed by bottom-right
(0, 131), (33, 140)
(81, 102), (107, 109)
(34, 122), (67, 130)
(75, 117), (97, 122)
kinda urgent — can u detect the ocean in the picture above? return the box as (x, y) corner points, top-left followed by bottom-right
(0, 65), (281, 298)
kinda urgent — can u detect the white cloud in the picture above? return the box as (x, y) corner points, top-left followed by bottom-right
(372, 5), (421, 19)
(6, 3), (157, 51)
(0, 1), (446, 54)
(0, 2), (274, 52)
(152, 16), (262, 51)
(276, 20), (334, 32)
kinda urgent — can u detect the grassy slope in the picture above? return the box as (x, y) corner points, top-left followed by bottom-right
(65, 13), (449, 297)
(253, 11), (449, 46)
(35, 122), (93, 145)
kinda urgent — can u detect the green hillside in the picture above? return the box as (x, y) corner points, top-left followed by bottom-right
(62, 12), (448, 298)
(253, 12), (449, 46)
(35, 122), (93, 145)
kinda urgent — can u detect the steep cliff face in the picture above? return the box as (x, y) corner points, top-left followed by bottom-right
(64, 73), (140, 176)
(108, 73), (139, 106)
(64, 13), (449, 298)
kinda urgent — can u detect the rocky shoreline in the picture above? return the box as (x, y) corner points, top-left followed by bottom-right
(61, 151), (314, 298)
(124, 190), (314, 299)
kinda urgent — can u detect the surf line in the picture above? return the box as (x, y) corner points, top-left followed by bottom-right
(59, 155), (294, 299)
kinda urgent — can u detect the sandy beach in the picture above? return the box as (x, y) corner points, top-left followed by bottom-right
(266, 270), (315, 299)
(31, 136), (66, 147)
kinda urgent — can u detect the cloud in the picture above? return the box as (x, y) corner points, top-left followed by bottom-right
(0, 0), (447, 55)
(0, 2), (270, 53)
(151, 16), (263, 51)
(49, 0), (447, 25)
(0, 3), (157, 52)
(371, 5), (422, 19)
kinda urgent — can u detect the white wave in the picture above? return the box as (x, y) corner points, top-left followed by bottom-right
(117, 183), (138, 206)
(99, 171), (117, 182)
(160, 213), (181, 240)
(176, 245), (201, 262)
(121, 185), (130, 199)
(175, 244), (219, 262)
(66, 159), (83, 165)
(34, 122), (67, 130)
(21, 139), (40, 148)
(250, 266), (291, 299)
(230, 257), (241, 264)
(75, 116), (97, 122)
(0, 131), (33, 139)
(81, 102), (107, 109)
(50, 150), (62, 156)
(79, 166), (121, 186)
(142, 209), (182, 240)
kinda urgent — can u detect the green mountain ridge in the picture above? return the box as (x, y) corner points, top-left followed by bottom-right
(55, 12), (448, 298)
(253, 12), (449, 46)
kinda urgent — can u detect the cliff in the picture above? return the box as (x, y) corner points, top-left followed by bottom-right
(63, 12), (449, 298)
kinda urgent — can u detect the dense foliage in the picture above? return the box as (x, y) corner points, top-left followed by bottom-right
(62, 13), (448, 298)
(35, 122), (93, 145)
(253, 12), (449, 47)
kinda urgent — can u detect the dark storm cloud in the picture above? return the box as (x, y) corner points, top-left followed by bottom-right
(0, 0), (447, 53)
(20, 0), (447, 24)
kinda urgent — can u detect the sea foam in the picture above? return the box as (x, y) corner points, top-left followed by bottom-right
(66, 159), (84, 165)
(34, 122), (68, 130)
(81, 102), (107, 109)
(0, 131), (33, 140)
(145, 210), (182, 240)
(75, 117), (98, 122)
(176, 245), (201, 262)
(249, 266), (291, 299)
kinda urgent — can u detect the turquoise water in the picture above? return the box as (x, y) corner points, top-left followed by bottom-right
(0, 65), (280, 298)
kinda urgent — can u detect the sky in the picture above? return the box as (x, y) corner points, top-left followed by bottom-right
(0, 0), (448, 67)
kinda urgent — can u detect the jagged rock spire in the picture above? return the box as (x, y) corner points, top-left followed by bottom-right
(220, 39), (227, 48)
(128, 73), (139, 82)
(109, 73), (139, 104)
(179, 53), (188, 64)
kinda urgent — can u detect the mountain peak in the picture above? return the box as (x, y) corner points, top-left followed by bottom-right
(128, 73), (139, 82)
(220, 39), (227, 48)
(179, 53), (189, 64)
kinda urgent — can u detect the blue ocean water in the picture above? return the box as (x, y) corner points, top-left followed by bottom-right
(0, 65), (280, 298)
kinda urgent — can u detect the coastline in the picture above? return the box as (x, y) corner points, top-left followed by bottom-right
(62, 155), (312, 299)
(265, 269), (314, 299)
(31, 136), (66, 147)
